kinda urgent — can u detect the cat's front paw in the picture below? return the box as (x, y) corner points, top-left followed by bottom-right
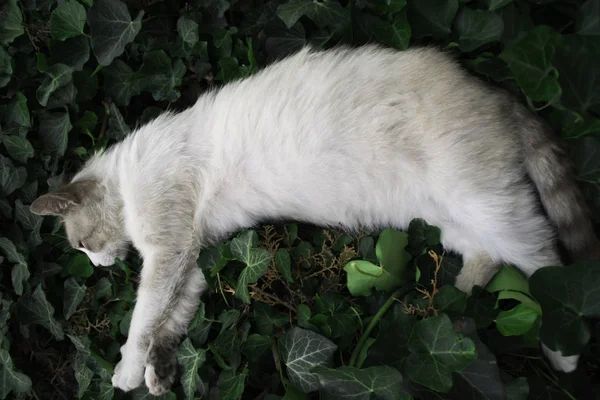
(145, 338), (178, 395)
(112, 344), (145, 392)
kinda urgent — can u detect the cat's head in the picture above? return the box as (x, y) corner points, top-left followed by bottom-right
(30, 180), (129, 267)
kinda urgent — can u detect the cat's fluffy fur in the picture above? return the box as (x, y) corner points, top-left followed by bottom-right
(31, 45), (599, 395)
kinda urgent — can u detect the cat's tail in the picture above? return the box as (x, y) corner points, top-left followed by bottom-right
(516, 105), (600, 261)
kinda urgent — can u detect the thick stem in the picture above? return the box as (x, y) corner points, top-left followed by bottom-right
(349, 287), (410, 368)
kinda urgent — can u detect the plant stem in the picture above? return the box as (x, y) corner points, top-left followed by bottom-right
(348, 286), (410, 368)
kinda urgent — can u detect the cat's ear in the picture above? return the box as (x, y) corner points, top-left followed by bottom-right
(30, 180), (98, 216)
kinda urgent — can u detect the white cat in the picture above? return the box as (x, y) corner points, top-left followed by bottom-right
(31, 45), (598, 395)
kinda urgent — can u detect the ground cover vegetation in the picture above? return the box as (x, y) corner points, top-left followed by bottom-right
(1, 0), (600, 398)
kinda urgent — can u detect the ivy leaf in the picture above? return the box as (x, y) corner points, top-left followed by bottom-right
(177, 16), (199, 47)
(64, 278), (87, 320)
(344, 229), (410, 296)
(407, 0), (459, 39)
(506, 377), (529, 400)
(406, 314), (477, 392)
(2, 92), (31, 128)
(67, 253), (94, 278)
(358, 12), (411, 51)
(254, 302), (288, 335)
(17, 285), (65, 340)
(242, 334), (272, 364)
(313, 366), (410, 400)
(106, 103), (130, 139)
(103, 60), (140, 106)
(265, 21), (307, 58)
(530, 262), (600, 355)
(454, 8), (504, 52)
(36, 64), (73, 107)
(500, 25), (562, 103)
(231, 231), (273, 304)
(433, 285), (467, 315)
(0, 155), (27, 195)
(275, 248), (294, 283)
(555, 35), (600, 115)
(0, 47), (12, 88)
(137, 50), (186, 102)
(50, 0), (87, 40)
(450, 339), (506, 400)
(11, 263), (29, 296)
(177, 338), (206, 399)
(0, 349), (32, 399)
(50, 36), (90, 71)
(0, 237), (26, 265)
(407, 218), (440, 253)
(495, 303), (540, 336)
(38, 111), (72, 156)
(87, 0), (144, 66)
(95, 277), (112, 300)
(576, 0), (600, 35)
(277, 0), (349, 29)
(279, 327), (337, 392)
(2, 135), (34, 163)
(483, 0), (513, 11)
(218, 369), (247, 400)
(0, 0), (24, 45)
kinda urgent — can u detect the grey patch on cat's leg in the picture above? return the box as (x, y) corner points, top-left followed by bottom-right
(145, 336), (178, 396)
(455, 253), (499, 295)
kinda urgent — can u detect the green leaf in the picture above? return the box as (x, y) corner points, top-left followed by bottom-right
(67, 253), (94, 278)
(406, 314), (477, 392)
(0, 155), (27, 195)
(577, 0), (600, 35)
(177, 338), (206, 399)
(87, 0), (144, 66)
(0, 0), (24, 45)
(314, 366), (410, 400)
(344, 229), (410, 296)
(0, 349), (32, 399)
(231, 231), (273, 303)
(137, 50), (186, 102)
(495, 303), (540, 336)
(95, 277), (112, 300)
(0, 47), (12, 88)
(38, 111), (72, 156)
(279, 327), (337, 392)
(506, 377), (529, 400)
(450, 339), (506, 400)
(482, 0), (512, 11)
(50, 36), (91, 71)
(365, 304), (414, 370)
(0, 237), (26, 265)
(500, 25), (562, 102)
(358, 13), (411, 51)
(64, 277), (87, 320)
(11, 263), (29, 296)
(2, 92), (31, 128)
(407, 219), (440, 252)
(555, 35), (600, 115)
(277, 0), (349, 29)
(50, 0), (87, 40)
(454, 8), (504, 52)
(375, 228), (410, 278)
(486, 265), (531, 295)
(36, 64), (73, 107)
(218, 369), (247, 400)
(2, 135), (34, 163)
(18, 285), (65, 340)
(275, 248), (294, 283)
(254, 302), (288, 335)
(177, 16), (199, 47)
(407, 0), (459, 39)
(102, 60), (140, 106)
(530, 262), (600, 355)
(433, 285), (467, 315)
(106, 103), (130, 139)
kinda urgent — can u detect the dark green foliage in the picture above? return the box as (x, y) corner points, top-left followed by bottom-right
(1, 0), (600, 399)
